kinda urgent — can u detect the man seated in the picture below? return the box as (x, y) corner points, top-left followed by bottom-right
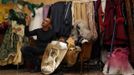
(21, 16), (56, 72)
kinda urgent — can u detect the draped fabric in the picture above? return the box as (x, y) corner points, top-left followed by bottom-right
(96, 0), (128, 46)
(72, 1), (97, 41)
(124, 0), (134, 64)
(29, 7), (43, 40)
(0, 27), (18, 65)
(0, 22), (10, 34)
(98, 2), (105, 32)
(0, 21), (28, 66)
(103, 47), (134, 75)
(72, 2), (88, 25)
(43, 5), (51, 19)
(8, 9), (27, 25)
(50, 1), (72, 37)
(65, 37), (81, 66)
(132, 0), (134, 28)
(87, 2), (98, 40)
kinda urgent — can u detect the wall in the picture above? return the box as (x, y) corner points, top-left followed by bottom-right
(27, 0), (69, 4)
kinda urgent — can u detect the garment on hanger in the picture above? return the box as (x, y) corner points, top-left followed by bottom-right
(96, 0), (127, 46)
(29, 7), (43, 40)
(0, 26), (16, 66)
(0, 21), (28, 65)
(98, 0), (105, 32)
(18, 1), (44, 17)
(79, 42), (92, 62)
(101, 0), (106, 13)
(72, 1), (89, 25)
(65, 37), (81, 66)
(86, 2), (98, 40)
(50, 1), (72, 37)
(103, 47), (134, 75)
(132, 0), (134, 28)
(8, 9), (27, 25)
(0, 22), (10, 34)
(102, 0), (127, 46)
(114, 0), (127, 41)
(43, 5), (51, 19)
(72, 1), (98, 41)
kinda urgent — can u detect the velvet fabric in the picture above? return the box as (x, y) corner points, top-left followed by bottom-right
(50, 1), (72, 37)
(0, 22), (10, 34)
(97, 0), (128, 46)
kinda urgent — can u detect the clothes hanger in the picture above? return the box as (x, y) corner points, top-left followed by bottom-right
(64, 1), (71, 21)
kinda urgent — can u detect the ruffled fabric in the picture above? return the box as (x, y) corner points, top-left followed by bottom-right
(103, 47), (134, 75)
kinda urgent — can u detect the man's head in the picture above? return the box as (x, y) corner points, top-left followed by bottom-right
(42, 18), (51, 29)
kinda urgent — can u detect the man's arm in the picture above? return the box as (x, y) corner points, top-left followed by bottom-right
(25, 15), (37, 37)
(25, 26), (38, 37)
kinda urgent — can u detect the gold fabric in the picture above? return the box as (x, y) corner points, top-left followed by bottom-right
(13, 39), (22, 65)
(86, 2), (98, 40)
(72, 1), (98, 41)
(79, 42), (92, 62)
(65, 37), (81, 66)
(72, 2), (88, 25)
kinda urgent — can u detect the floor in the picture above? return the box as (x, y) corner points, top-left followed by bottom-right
(0, 61), (104, 75)
(0, 70), (104, 75)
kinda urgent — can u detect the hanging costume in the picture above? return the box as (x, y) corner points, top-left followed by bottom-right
(50, 1), (72, 37)
(132, 0), (134, 28)
(98, 0), (105, 32)
(103, 47), (134, 75)
(0, 21), (28, 66)
(0, 22), (9, 34)
(71, 1), (98, 62)
(18, 1), (44, 17)
(97, 0), (134, 74)
(65, 37), (81, 67)
(43, 5), (51, 19)
(99, 0), (128, 46)
(8, 9), (27, 25)
(71, 1), (98, 41)
(29, 7), (43, 40)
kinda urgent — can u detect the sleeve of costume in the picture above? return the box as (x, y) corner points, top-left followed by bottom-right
(25, 26), (38, 37)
